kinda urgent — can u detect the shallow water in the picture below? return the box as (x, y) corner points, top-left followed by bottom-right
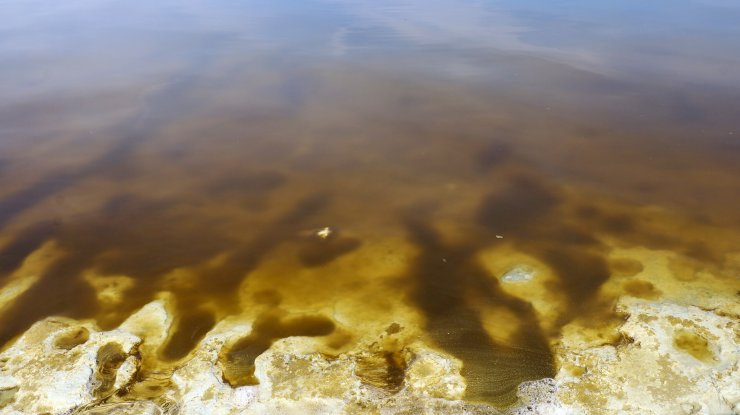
(1, 0), (739, 408)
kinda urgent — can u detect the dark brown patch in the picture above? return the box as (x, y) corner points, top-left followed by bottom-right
(209, 171), (286, 196)
(252, 289), (282, 306)
(673, 330), (716, 362)
(610, 258), (644, 277)
(682, 241), (717, 262)
(554, 228), (600, 246)
(538, 247), (611, 322)
(0, 221), (57, 279)
(476, 142), (512, 172)
(599, 214), (636, 234)
(575, 205), (601, 219)
(160, 310), (216, 361)
(477, 175), (560, 233)
(669, 257), (700, 281)
(623, 280), (661, 299)
(385, 323), (402, 335)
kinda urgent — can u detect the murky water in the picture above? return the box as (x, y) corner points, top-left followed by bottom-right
(1, 0), (739, 408)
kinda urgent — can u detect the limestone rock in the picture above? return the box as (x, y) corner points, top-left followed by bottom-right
(5, 294), (736, 415)
(403, 348), (465, 400)
(76, 400), (163, 415)
(509, 378), (575, 415)
(165, 322), (258, 415)
(164, 319), (495, 414)
(118, 298), (172, 359)
(248, 341), (495, 414)
(556, 300), (740, 415)
(0, 318), (141, 415)
(0, 299), (175, 415)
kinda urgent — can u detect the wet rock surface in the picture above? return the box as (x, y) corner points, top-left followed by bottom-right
(0, 318), (141, 414)
(0, 293), (736, 415)
(556, 300), (739, 415)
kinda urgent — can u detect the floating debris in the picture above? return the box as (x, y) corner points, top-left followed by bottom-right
(316, 227), (332, 239)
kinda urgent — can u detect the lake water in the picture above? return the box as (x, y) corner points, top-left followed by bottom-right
(1, 0), (739, 408)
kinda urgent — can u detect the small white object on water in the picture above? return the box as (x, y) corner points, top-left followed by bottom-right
(501, 265), (535, 283)
(316, 227), (332, 239)
(495, 235), (504, 239)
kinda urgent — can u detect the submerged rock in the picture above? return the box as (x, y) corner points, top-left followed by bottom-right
(501, 265), (536, 283)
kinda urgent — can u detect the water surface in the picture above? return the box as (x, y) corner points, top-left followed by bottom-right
(1, 0), (739, 408)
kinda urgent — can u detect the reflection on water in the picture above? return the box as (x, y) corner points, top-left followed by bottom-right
(1, 0), (739, 408)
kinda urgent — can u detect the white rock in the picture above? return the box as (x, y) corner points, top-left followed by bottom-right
(510, 378), (578, 415)
(163, 318), (496, 415)
(501, 265), (536, 283)
(118, 299), (172, 347)
(403, 347), (465, 400)
(556, 300), (739, 415)
(4, 293), (736, 415)
(76, 400), (163, 414)
(166, 322), (256, 415)
(113, 355), (140, 391)
(0, 318), (141, 415)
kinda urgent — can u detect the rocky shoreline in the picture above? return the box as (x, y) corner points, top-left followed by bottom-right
(0, 293), (736, 415)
